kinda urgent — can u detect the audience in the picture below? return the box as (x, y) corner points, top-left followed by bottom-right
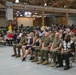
(0, 24), (76, 70)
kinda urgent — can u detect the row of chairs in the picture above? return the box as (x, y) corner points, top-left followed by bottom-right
(0, 37), (6, 46)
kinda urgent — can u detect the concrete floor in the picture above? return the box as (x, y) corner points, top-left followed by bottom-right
(0, 46), (76, 75)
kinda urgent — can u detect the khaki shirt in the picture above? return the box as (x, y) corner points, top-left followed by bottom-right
(20, 36), (27, 44)
(53, 38), (62, 48)
(41, 36), (45, 43)
(44, 37), (51, 47)
(50, 36), (55, 44)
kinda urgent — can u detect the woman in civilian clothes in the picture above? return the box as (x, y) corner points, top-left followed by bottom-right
(21, 32), (34, 61)
(29, 34), (42, 61)
(6, 31), (13, 46)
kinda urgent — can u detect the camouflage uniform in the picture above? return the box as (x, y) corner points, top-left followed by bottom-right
(12, 36), (27, 57)
(50, 39), (62, 67)
(41, 36), (45, 43)
(37, 36), (51, 65)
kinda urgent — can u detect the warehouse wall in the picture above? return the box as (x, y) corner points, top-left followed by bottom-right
(46, 16), (56, 26)
(46, 16), (76, 26)
(0, 16), (76, 27)
(17, 17), (34, 26)
(33, 17), (47, 26)
(56, 16), (76, 25)
(56, 17), (67, 25)
(0, 18), (7, 27)
(68, 16), (76, 25)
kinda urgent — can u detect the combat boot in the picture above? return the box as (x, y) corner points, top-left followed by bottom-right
(50, 62), (56, 67)
(12, 45), (17, 57)
(37, 58), (44, 64)
(32, 50), (38, 62)
(16, 54), (21, 58)
(32, 57), (38, 62)
(42, 60), (49, 65)
(16, 48), (21, 58)
(11, 54), (17, 57)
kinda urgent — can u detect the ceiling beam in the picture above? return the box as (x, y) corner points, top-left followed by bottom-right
(23, 4), (76, 13)
(1, 3), (76, 14)
(51, 0), (62, 7)
(67, 0), (74, 8)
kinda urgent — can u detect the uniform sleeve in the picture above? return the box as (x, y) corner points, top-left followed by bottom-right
(59, 39), (63, 48)
(49, 37), (52, 44)
(62, 41), (64, 48)
(52, 39), (55, 45)
(60, 39), (63, 43)
(41, 37), (45, 43)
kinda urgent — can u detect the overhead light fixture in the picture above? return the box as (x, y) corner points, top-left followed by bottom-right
(24, 12), (32, 17)
(15, 0), (19, 3)
(16, 11), (20, 16)
(64, 5), (67, 8)
(44, 3), (47, 6)
(20, 14), (23, 17)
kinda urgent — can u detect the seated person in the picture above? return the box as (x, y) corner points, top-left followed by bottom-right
(6, 31), (13, 46)
(16, 30), (22, 44)
(0, 31), (5, 37)
(21, 32), (34, 61)
(70, 32), (76, 59)
(70, 32), (76, 45)
(32, 31), (55, 62)
(37, 32), (51, 65)
(30, 34), (42, 62)
(11, 32), (27, 58)
(56, 34), (75, 70)
(29, 34), (42, 60)
(12, 30), (17, 44)
(0, 36), (6, 46)
(50, 32), (62, 67)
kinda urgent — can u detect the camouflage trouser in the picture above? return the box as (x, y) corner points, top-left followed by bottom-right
(51, 50), (60, 63)
(34, 48), (41, 58)
(40, 49), (50, 60)
(13, 44), (22, 55)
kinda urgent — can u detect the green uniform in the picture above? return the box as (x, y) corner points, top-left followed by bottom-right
(12, 36), (27, 57)
(50, 36), (55, 45)
(40, 36), (51, 60)
(19, 36), (27, 44)
(37, 36), (55, 64)
(53, 39), (62, 49)
(44, 37), (51, 47)
(51, 38), (62, 63)
(41, 36), (45, 43)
